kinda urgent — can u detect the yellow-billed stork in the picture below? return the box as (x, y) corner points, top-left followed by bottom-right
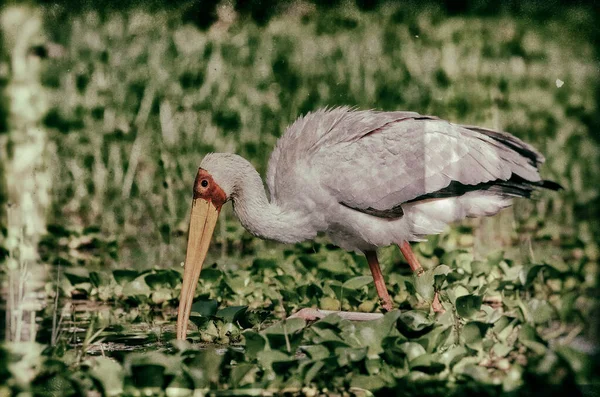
(176, 107), (560, 340)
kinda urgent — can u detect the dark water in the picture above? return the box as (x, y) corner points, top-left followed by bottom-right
(33, 300), (179, 356)
(0, 266), (181, 353)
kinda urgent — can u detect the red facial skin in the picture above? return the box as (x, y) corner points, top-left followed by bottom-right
(193, 169), (227, 210)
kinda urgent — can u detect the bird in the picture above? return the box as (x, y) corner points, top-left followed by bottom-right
(176, 107), (561, 340)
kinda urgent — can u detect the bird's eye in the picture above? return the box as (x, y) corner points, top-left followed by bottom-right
(201, 180), (209, 188)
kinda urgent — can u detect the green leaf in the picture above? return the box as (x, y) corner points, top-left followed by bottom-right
(191, 300), (218, 317)
(433, 264), (451, 289)
(439, 346), (468, 368)
(216, 305), (248, 323)
(526, 299), (555, 324)
(130, 364), (165, 388)
(487, 250), (505, 267)
(183, 349), (223, 388)
(518, 324), (547, 355)
(337, 347), (367, 366)
(262, 318), (306, 351)
(145, 270), (180, 289)
(303, 361), (325, 384)
(455, 295), (483, 318)
(122, 275), (152, 297)
(499, 261), (523, 281)
(64, 272), (89, 285)
(495, 316), (517, 342)
(354, 311), (402, 352)
(492, 342), (512, 358)
(471, 260), (491, 276)
(301, 344), (330, 360)
(555, 346), (592, 382)
(414, 269), (435, 301)
(229, 363), (257, 388)
(89, 271), (108, 288)
(256, 350), (293, 369)
(410, 354), (445, 374)
(125, 351), (180, 374)
(274, 275), (296, 289)
(401, 342), (426, 361)
(350, 374), (388, 391)
(459, 364), (491, 383)
(397, 310), (433, 334)
(243, 331), (267, 360)
(318, 257), (350, 274)
(165, 374), (193, 395)
(87, 357), (124, 397)
(309, 323), (346, 345)
(189, 315), (210, 329)
(503, 364), (524, 392)
(250, 258), (278, 271)
(112, 270), (139, 285)
(447, 285), (470, 306)
(418, 235), (440, 257)
(381, 335), (409, 365)
(200, 268), (222, 282)
(342, 275), (373, 290)
(461, 322), (490, 351)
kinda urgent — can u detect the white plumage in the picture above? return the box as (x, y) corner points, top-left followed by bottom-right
(202, 107), (552, 252)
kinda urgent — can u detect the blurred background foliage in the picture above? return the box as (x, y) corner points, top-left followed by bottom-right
(0, 0), (595, 270)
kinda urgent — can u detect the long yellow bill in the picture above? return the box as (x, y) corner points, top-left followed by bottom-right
(176, 198), (220, 340)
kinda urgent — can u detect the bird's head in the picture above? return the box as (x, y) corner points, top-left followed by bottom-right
(177, 153), (251, 340)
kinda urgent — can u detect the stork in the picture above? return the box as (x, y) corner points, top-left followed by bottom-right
(176, 107), (560, 340)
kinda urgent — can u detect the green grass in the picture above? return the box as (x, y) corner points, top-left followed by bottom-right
(0, 2), (599, 395)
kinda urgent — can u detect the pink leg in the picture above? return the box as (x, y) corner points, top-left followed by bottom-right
(399, 241), (424, 275)
(398, 241), (444, 313)
(364, 250), (393, 312)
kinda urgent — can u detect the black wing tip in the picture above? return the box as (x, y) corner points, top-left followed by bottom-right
(539, 179), (564, 191)
(406, 176), (563, 204)
(465, 125), (545, 166)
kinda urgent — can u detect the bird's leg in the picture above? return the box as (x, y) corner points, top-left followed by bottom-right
(364, 250), (394, 312)
(286, 251), (393, 322)
(398, 241), (424, 276)
(398, 241), (445, 313)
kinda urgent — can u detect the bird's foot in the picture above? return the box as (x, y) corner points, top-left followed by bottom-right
(432, 292), (445, 314)
(381, 299), (394, 313)
(288, 308), (384, 322)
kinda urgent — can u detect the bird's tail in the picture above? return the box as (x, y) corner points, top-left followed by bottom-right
(484, 176), (563, 199)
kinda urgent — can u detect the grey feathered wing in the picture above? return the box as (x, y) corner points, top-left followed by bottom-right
(305, 109), (552, 218)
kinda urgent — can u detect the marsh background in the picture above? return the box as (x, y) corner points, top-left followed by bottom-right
(0, 0), (599, 395)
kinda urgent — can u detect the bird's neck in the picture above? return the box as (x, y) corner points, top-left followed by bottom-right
(231, 166), (315, 244)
